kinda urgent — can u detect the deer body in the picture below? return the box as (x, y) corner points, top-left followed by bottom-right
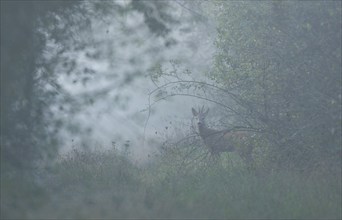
(192, 107), (253, 159)
(197, 125), (235, 154)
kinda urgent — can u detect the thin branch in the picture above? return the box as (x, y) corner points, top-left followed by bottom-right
(143, 88), (152, 148)
(148, 80), (239, 100)
(153, 92), (240, 116)
(174, 0), (207, 20)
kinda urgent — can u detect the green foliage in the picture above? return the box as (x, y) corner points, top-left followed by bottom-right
(1, 0), (183, 173)
(1, 0), (80, 171)
(1, 1), (341, 219)
(148, 1), (341, 173)
(1, 172), (48, 219)
(2, 148), (340, 219)
(209, 1), (341, 171)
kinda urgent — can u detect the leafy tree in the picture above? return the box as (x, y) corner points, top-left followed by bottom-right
(1, 0), (79, 171)
(1, 0), (188, 171)
(210, 1), (341, 171)
(149, 1), (341, 172)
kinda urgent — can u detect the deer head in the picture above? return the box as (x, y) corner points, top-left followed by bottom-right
(191, 106), (209, 128)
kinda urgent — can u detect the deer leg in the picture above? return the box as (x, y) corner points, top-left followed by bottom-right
(239, 145), (254, 170)
(247, 146), (256, 171)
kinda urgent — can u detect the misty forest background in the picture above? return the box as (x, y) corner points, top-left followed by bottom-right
(1, 1), (341, 219)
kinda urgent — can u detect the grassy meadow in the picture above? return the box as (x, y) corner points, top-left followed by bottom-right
(1, 147), (341, 219)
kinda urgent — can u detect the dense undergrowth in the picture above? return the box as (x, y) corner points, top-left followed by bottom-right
(1, 147), (341, 219)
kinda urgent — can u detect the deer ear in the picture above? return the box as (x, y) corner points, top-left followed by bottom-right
(191, 108), (198, 116)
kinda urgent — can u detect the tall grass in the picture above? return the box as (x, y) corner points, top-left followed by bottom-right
(1, 148), (341, 219)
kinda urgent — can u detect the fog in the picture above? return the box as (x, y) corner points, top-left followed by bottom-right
(2, 1), (341, 219)
(42, 1), (216, 161)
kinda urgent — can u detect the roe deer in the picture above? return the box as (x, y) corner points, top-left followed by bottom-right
(191, 106), (254, 162)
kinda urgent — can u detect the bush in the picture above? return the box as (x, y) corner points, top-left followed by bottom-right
(1, 147), (341, 219)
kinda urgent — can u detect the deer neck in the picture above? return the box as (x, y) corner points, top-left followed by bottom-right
(198, 123), (218, 138)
